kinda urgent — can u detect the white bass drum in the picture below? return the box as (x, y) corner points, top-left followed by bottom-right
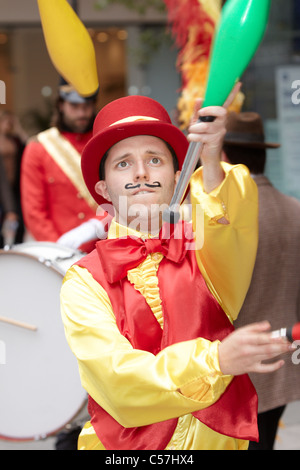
(0, 242), (87, 441)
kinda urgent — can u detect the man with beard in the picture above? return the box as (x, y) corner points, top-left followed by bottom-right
(21, 79), (107, 253)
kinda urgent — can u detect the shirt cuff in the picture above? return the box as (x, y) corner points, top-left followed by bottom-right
(179, 340), (233, 402)
(190, 162), (234, 223)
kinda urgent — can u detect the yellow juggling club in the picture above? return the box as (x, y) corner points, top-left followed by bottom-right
(37, 0), (99, 97)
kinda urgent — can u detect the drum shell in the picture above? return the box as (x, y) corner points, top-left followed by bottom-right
(0, 242), (87, 441)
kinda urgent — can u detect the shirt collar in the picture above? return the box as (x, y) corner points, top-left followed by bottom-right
(107, 218), (157, 240)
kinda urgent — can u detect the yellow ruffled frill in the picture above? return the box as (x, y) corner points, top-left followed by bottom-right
(127, 253), (164, 329)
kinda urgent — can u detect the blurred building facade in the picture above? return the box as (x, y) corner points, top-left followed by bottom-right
(0, 0), (180, 135)
(0, 0), (300, 197)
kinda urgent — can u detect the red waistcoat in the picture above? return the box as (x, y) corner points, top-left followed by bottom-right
(76, 228), (258, 450)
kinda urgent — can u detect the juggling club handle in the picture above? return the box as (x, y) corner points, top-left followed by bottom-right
(199, 116), (216, 122)
(271, 323), (300, 342)
(163, 116), (215, 224)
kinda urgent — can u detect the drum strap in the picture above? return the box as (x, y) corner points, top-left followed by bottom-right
(37, 127), (98, 211)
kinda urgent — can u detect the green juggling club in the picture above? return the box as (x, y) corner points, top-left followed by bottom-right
(164, 0), (271, 224)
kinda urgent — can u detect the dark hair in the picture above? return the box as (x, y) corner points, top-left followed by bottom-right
(223, 144), (266, 175)
(50, 96), (96, 133)
(99, 139), (179, 180)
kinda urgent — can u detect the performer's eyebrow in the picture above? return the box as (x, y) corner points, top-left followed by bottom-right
(112, 149), (164, 161)
(111, 153), (132, 163)
(144, 149), (170, 159)
(146, 149), (163, 155)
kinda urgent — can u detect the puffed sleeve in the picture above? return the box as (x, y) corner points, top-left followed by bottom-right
(190, 162), (258, 322)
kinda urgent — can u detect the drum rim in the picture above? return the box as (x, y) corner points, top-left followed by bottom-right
(0, 398), (88, 442)
(0, 249), (67, 276)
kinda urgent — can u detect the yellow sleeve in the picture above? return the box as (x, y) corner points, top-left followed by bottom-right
(60, 265), (232, 428)
(190, 162), (258, 321)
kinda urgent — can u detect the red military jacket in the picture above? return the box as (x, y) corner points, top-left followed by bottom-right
(21, 130), (98, 252)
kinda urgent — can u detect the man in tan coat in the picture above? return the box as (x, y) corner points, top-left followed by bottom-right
(224, 112), (300, 450)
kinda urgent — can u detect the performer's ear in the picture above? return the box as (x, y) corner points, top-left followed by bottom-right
(95, 181), (112, 202)
(174, 170), (181, 187)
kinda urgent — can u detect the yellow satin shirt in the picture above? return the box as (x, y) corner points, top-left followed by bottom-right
(60, 163), (258, 450)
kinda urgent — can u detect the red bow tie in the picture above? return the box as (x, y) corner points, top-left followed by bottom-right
(96, 222), (191, 283)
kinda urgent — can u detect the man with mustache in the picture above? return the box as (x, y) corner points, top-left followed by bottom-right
(61, 91), (292, 451)
(21, 79), (106, 253)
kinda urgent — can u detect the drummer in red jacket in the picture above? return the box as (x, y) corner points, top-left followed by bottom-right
(21, 79), (109, 253)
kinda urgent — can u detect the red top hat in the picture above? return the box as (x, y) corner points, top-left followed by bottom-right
(81, 95), (189, 206)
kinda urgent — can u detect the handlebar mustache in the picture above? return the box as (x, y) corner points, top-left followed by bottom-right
(125, 182), (161, 190)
